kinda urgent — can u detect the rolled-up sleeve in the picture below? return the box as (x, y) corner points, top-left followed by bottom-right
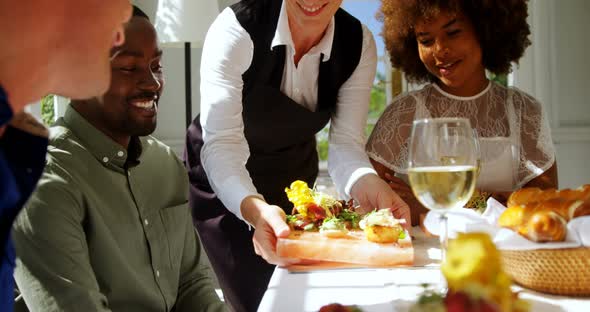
(328, 24), (378, 198)
(199, 8), (261, 222)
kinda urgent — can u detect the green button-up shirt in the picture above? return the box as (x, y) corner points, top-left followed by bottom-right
(13, 107), (227, 312)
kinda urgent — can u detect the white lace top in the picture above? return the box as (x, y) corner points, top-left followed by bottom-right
(366, 82), (555, 192)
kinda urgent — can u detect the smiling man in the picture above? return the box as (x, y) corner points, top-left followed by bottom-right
(12, 7), (226, 312)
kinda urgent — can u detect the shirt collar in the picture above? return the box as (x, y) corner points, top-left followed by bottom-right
(271, 0), (335, 62)
(0, 85), (14, 126)
(62, 105), (143, 170)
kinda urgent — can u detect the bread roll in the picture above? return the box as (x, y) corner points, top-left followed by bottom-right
(499, 184), (590, 242)
(507, 184), (590, 207)
(506, 187), (549, 207)
(524, 210), (567, 242)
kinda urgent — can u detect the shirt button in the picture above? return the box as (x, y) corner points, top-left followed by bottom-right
(156, 270), (160, 277)
(102, 157), (109, 163)
(294, 88), (300, 94)
(117, 151), (124, 157)
(144, 219), (149, 226)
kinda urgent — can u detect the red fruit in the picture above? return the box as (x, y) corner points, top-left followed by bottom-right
(445, 291), (471, 312)
(475, 299), (500, 312)
(445, 292), (501, 312)
(307, 203), (326, 220)
(319, 303), (351, 312)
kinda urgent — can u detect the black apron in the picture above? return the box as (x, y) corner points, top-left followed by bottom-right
(184, 1), (362, 311)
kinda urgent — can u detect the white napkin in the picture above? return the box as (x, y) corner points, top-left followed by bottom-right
(423, 197), (590, 250)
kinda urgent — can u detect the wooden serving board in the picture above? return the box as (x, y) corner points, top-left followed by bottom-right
(276, 230), (414, 267)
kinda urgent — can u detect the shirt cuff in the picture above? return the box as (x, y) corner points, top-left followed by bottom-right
(216, 175), (265, 223)
(344, 167), (378, 198)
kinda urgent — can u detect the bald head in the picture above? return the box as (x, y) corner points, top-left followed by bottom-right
(132, 5), (150, 21)
(0, 0), (132, 111)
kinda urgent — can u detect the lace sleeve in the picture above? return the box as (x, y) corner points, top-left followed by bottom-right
(366, 94), (418, 174)
(512, 88), (556, 187)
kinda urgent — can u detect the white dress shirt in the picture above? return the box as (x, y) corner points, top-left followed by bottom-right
(200, 1), (378, 221)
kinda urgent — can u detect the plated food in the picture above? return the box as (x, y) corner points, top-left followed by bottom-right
(498, 184), (590, 242)
(283, 180), (358, 235)
(277, 181), (413, 266)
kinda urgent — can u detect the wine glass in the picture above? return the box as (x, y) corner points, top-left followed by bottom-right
(407, 118), (478, 262)
(472, 129), (482, 179)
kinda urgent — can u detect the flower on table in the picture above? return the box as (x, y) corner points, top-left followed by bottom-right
(412, 233), (529, 312)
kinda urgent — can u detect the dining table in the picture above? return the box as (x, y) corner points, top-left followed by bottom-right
(258, 226), (590, 312)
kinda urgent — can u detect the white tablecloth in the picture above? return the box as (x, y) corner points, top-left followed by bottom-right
(258, 227), (590, 312)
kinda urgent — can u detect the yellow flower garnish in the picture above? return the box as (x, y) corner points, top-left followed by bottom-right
(441, 232), (525, 311)
(285, 180), (315, 216)
(285, 180), (340, 219)
(442, 233), (502, 290)
(414, 233), (527, 311)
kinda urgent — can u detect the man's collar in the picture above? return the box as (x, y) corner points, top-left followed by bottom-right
(62, 106), (142, 170)
(270, 0), (335, 62)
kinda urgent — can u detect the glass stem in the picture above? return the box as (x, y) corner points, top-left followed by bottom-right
(439, 213), (448, 261)
(439, 213), (449, 290)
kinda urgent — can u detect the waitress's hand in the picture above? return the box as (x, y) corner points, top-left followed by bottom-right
(241, 196), (300, 266)
(383, 172), (414, 201)
(350, 173), (412, 228)
(383, 172), (428, 227)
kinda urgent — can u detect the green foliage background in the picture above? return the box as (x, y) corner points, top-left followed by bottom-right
(489, 72), (508, 87)
(316, 72), (388, 161)
(40, 95), (55, 126)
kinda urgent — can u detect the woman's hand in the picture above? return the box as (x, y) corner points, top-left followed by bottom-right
(383, 172), (413, 202)
(383, 172), (428, 227)
(350, 173), (411, 228)
(241, 196), (300, 266)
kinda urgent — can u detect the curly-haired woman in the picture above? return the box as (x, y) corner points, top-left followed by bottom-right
(367, 0), (558, 225)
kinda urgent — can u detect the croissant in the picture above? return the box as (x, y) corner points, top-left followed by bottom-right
(507, 184), (590, 207)
(499, 185), (590, 242)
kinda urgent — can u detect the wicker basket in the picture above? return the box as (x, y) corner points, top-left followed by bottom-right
(501, 247), (590, 296)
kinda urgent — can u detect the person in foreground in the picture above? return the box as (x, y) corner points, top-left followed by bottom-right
(185, 0), (411, 310)
(13, 7), (227, 312)
(0, 0), (131, 309)
(367, 0), (558, 225)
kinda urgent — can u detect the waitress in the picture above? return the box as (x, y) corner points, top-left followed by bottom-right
(184, 0), (410, 311)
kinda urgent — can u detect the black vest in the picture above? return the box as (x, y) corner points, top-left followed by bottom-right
(186, 1), (363, 215)
(231, 0), (363, 209)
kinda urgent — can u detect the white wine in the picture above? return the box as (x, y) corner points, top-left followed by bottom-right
(475, 158), (482, 178)
(440, 156), (465, 166)
(408, 166), (477, 211)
